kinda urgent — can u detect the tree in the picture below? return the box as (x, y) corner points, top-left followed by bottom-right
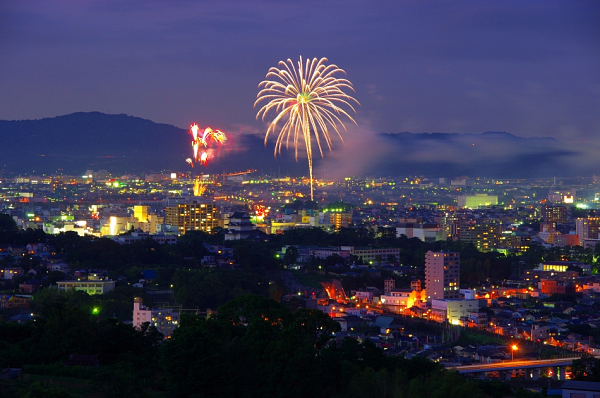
(0, 212), (18, 232)
(325, 201), (353, 212)
(283, 246), (299, 265)
(303, 200), (319, 210)
(571, 356), (600, 381)
(325, 253), (345, 268)
(571, 206), (587, 219)
(21, 382), (73, 398)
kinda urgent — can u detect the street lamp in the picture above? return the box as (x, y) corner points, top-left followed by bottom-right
(512, 344), (518, 361)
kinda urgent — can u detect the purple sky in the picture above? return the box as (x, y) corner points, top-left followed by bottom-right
(1, 0), (599, 142)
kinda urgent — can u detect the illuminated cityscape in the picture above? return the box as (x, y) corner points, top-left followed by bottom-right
(1, 1), (600, 397)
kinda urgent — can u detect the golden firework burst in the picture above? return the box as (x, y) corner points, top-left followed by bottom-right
(255, 56), (359, 201)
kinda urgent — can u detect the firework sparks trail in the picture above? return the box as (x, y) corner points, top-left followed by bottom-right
(255, 56), (359, 201)
(193, 177), (207, 196)
(186, 123), (228, 167)
(185, 123), (227, 197)
(199, 151), (209, 166)
(199, 127), (227, 147)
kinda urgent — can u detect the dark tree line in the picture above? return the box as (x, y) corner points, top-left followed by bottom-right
(1, 290), (533, 398)
(159, 294), (507, 398)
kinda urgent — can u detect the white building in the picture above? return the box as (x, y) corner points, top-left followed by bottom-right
(133, 297), (179, 338)
(380, 288), (427, 313)
(561, 381), (600, 398)
(396, 223), (445, 242)
(351, 247), (399, 263)
(431, 299), (479, 325)
(112, 231), (177, 245)
(100, 216), (128, 236)
(425, 251), (460, 302)
(56, 280), (116, 295)
(457, 194), (498, 209)
(576, 218), (600, 243)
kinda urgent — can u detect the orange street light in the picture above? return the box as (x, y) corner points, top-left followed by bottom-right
(512, 344), (518, 361)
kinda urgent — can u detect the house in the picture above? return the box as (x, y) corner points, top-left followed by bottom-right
(8, 246), (27, 257)
(49, 262), (69, 273)
(561, 381), (600, 398)
(374, 316), (397, 334)
(19, 279), (43, 293)
(0, 294), (31, 309)
(0, 368), (22, 380)
(9, 312), (33, 323)
(141, 269), (157, 282)
(468, 311), (489, 329)
(336, 315), (365, 332)
(0, 267), (25, 280)
(201, 255), (216, 266)
(26, 243), (48, 256)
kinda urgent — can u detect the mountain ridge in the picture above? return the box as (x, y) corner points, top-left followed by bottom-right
(0, 112), (596, 178)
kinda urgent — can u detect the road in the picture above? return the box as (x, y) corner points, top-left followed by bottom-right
(447, 357), (581, 373)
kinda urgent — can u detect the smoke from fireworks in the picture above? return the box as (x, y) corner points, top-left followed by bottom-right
(255, 56), (359, 201)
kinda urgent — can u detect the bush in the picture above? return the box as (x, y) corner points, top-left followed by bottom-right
(23, 363), (97, 379)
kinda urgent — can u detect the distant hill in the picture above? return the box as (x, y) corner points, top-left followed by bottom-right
(0, 112), (597, 178)
(0, 112), (187, 174)
(0, 112), (305, 176)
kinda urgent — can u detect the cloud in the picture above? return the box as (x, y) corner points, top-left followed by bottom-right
(317, 127), (600, 178)
(315, 119), (393, 180)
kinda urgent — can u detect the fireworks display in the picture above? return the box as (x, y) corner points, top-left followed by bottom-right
(255, 56), (359, 201)
(250, 204), (270, 223)
(185, 123), (227, 196)
(193, 177), (207, 196)
(188, 123), (227, 167)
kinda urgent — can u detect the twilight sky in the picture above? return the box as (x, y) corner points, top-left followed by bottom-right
(1, 0), (599, 143)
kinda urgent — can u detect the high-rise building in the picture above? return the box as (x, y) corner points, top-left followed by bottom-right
(425, 251), (460, 302)
(576, 217), (600, 243)
(129, 205), (164, 234)
(541, 205), (568, 224)
(165, 202), (219, 233)
(459, 220), (501, 252)
(383, 278), (395, 295)
(134, 205), (148, 223)
(435, 213), (462, 241)
(328, 211), (352, 231)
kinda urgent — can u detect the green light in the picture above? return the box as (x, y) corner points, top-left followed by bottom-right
(92, 307), (100, 315)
